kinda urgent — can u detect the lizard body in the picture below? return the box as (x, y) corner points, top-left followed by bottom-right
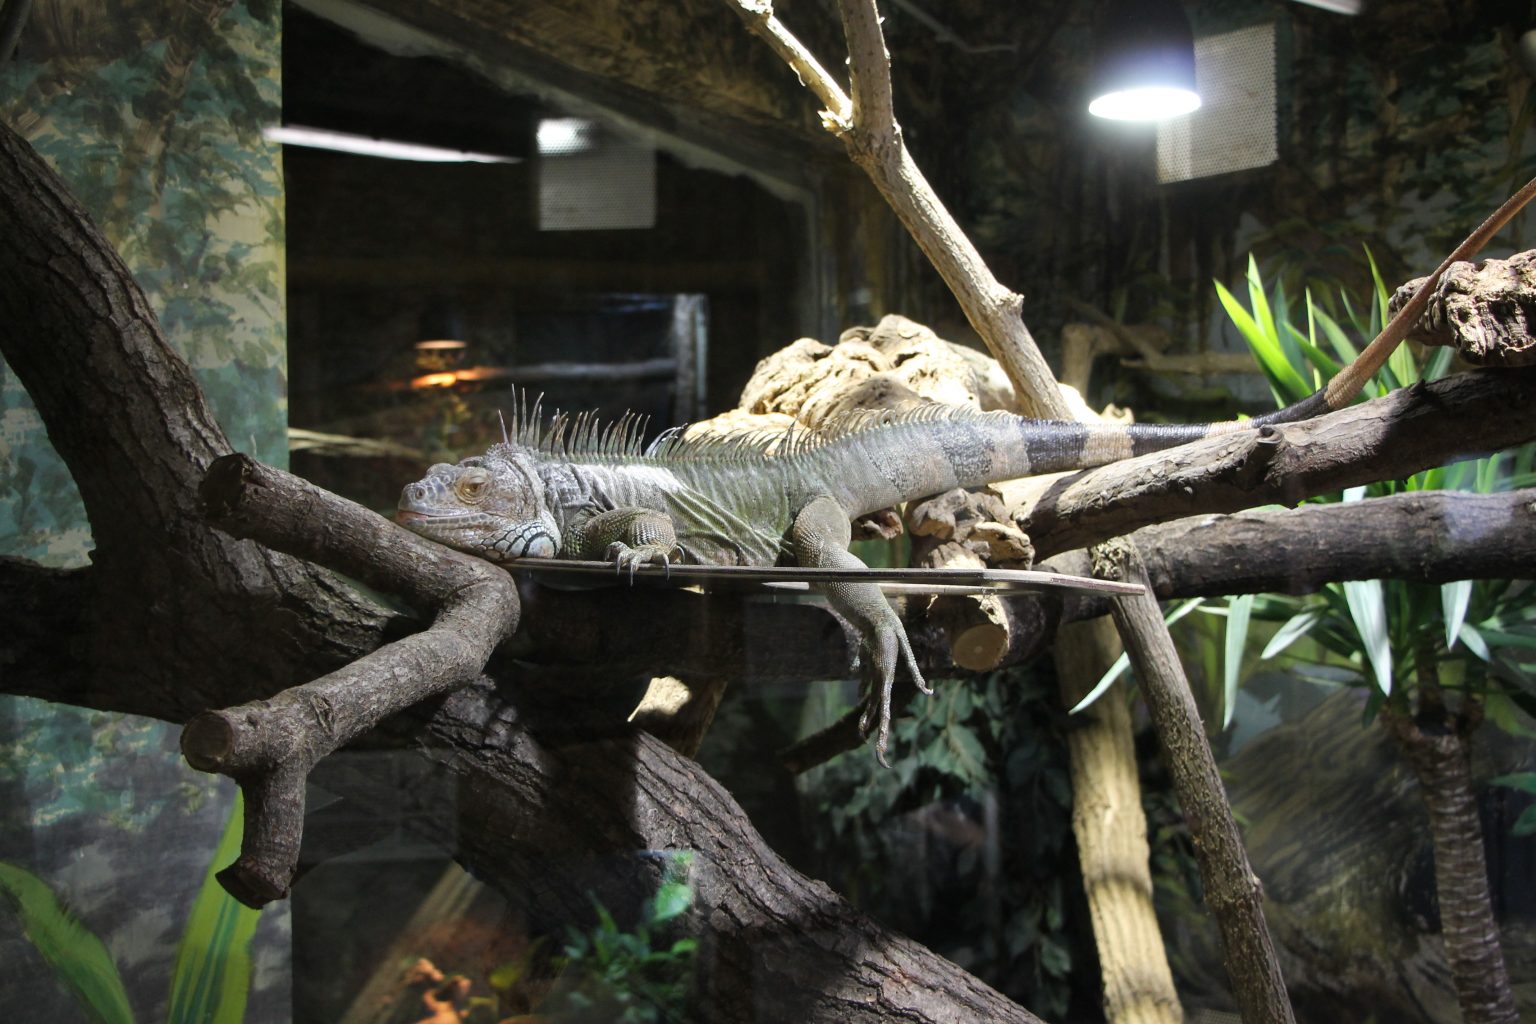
(396, 388), (1337, 760)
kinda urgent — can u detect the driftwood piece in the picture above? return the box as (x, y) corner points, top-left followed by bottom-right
(906, 489), (1035, 671)
(1392, 249), (1536, 366)
(914, 541), (1019, 672)
(737, 313), (1018, 422)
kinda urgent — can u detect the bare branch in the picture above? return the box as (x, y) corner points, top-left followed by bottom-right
(1015, 368), (1536, 560)
(722, 0), (1069, 417)
(725, 1), (852, 130)
(1094, 541), (1295, 1024)
(185, 454), (521, 905)
(1132, 488), (1536, 597)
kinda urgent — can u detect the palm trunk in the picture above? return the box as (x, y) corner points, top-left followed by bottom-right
(1384, 656), (1517, 1024)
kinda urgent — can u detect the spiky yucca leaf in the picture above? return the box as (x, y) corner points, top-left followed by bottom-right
(0, 861), (136, 1024)
(165, 793), (260, 1024)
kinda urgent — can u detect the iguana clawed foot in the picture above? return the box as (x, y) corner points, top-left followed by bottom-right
(567, 507), (679, 580)
(789, 494), (933, 766)
(605, 541), (676, 581)
(854, 616), (931, 767)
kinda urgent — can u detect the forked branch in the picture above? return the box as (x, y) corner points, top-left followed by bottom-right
(184, 454), (520, 905)
(723, 0), (1069, 418)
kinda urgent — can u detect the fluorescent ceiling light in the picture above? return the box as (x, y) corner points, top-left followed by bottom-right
(1289, 0), (1361, 13)
(263, 125), (520, 163)
(1090, 86), (1202, 121)
(537, 117), (596, 156)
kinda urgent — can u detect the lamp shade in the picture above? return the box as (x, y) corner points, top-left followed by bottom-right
(1087, 0), (1201, 121)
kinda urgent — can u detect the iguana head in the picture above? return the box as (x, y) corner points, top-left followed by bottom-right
(396, 445), (560, 561)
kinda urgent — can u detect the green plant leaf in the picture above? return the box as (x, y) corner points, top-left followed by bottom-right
(1362, 247), (1419, 390)
(945, 725), (989, 783)
(1282, 323), (1342, 382)
(648, 882), (692, 927)
(1223, 595), (1254, 729)
(1513, 806), (1536, 837)
(166, 792), (261, 1024)
(1072, 599), (1204, 713)
(1488, 772), (1536, 794)
(1216, 279), (1310, 404)
(0, 862), (135, 1024)
(1442, 580), (1474, 653)
(1262, 608), (1323, 659)
(1339, 489), (1392, 696)
(1310, 305), (1360, 366)
(1459, 623), (1492, 663)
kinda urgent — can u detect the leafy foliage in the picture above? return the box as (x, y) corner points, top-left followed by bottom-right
(1487, 773), (1536, 837)
(1215, 254), (1536, 728)
(537, 861), (699, 1024)
(0, 795), (260, 1024)
(795, 671), (1087, 1018)
(0, 862), (136, 1024)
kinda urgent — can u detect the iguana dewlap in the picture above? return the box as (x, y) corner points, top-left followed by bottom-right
(396, 395), (1335, 762)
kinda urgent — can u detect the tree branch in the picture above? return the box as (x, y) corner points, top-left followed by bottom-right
(1015, 368), (1536, 560)
(722, 0), (1069, 418)
(727, 1), (852, 131)
(1094, 541), (1295, 1024)
(184, 454), (521, 905)
(1131, 488), (1536, 597)
(783, 486), (1536, 770)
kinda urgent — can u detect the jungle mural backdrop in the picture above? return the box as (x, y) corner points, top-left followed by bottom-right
(0, 1), (289, 1021)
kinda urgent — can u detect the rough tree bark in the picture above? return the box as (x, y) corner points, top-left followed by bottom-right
(1381, 662), (1519, 1024)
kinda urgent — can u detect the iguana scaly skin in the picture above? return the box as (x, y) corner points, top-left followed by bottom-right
(395, 387), (1342, 762)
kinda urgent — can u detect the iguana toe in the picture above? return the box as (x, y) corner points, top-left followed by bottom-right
(605, 541), (675, 582)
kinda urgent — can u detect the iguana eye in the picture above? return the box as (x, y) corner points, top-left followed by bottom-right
(456, 470), (490, 502)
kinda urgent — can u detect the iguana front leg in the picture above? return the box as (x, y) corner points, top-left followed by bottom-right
(566, 507), (680, 577)
(789, 495), (930, 765)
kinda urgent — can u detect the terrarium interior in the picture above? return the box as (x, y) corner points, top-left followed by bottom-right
(1, 1), (1534, 1023)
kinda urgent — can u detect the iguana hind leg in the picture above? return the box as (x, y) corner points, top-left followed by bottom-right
(789, 495), (930, 765)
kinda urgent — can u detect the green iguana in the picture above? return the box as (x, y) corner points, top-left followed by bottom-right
(394, 177), (1532, 762)
(394, 330), (1393, 762)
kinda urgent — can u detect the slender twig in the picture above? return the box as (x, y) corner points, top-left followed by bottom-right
(722, 0), (1069, 418)
(728, 1), (852, 130)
